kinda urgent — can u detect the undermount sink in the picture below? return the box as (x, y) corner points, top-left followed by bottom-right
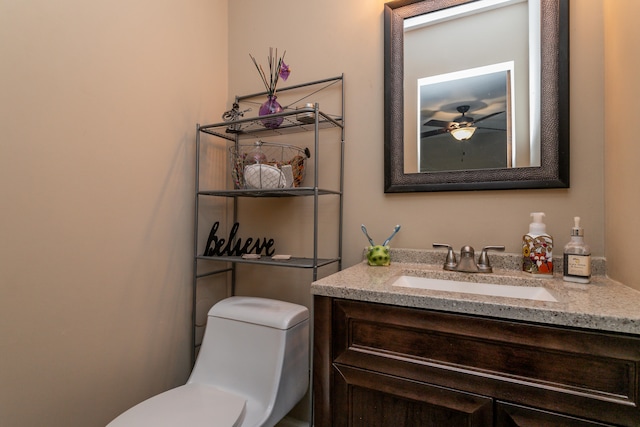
(391, 275), (557, 302)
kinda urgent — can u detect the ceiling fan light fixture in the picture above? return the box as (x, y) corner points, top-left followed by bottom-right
(450, 126), (476, 141)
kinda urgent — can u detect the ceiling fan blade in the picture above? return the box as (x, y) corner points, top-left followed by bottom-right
(472, 111), (505, 124)
(476, 125), (506, 131)
(424, 119), (453, 128)
(421, 128), (448, 138)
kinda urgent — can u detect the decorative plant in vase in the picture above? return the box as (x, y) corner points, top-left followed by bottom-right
(249, 48), (291, 129)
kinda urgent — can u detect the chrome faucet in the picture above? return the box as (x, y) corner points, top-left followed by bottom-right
(433, 244), (505, 273)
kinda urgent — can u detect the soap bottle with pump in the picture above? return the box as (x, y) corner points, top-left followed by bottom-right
(563, 216), (591, 283)
(522, 212), (554, 275)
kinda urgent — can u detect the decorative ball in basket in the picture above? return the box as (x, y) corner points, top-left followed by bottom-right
(230, 141), (311, 189)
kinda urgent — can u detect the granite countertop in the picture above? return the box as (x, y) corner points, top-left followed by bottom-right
(311, 248), (640, 335)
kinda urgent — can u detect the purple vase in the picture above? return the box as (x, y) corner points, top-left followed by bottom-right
(258, 95), (284, 129)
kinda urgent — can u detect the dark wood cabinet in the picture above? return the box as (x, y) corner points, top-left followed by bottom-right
(313, 296), (640, 427)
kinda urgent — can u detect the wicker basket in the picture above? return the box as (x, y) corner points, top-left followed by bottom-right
(229, 141), (310, 189)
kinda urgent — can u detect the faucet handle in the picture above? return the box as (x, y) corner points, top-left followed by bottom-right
(433, 243), (457, 271)
(477, 245), (505, 273)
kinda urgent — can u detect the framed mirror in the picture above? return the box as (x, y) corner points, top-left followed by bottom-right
(384, 0), (569, 192)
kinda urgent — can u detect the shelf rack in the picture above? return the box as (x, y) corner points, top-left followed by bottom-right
(192, 75), (344, 366)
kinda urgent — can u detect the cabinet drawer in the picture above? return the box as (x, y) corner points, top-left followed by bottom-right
(332, 299), (640, 426)
(332, 364), (493, 427)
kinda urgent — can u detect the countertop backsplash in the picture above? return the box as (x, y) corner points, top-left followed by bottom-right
(377, 247), (607, 276)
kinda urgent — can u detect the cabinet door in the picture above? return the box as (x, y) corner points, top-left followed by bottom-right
(495, 402), (615, 427)
(333, 364), (493, 427)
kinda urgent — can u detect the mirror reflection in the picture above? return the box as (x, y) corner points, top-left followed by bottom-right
(403, 0), (532, 174)
(416, 63), (512, 172)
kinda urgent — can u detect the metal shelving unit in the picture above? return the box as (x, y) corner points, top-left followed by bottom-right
(192, 75), (344, 364)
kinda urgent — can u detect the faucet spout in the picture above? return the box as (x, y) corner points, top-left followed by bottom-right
(456, 245), (479, 273)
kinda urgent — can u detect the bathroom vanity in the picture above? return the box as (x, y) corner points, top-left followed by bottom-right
(311, 250), (640, 426)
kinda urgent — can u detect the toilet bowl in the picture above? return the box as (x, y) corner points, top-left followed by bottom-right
(107, 296), (309, 427)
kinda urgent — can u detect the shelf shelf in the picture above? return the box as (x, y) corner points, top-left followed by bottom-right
(198, 75), (345, 141)
(198, 110), (343, 141)
(198, 187), (341, 198)
(196, 255), (341, 269)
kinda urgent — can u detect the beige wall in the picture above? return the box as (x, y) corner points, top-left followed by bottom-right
(1, 0), (638, 426)
(603, 1), (640, 290)
(0, 0), (227, 426)
(229, 0), (607, 271)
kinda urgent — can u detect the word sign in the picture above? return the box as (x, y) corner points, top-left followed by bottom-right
(204, 222), (275, 256)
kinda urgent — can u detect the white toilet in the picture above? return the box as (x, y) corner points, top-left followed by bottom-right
(107, 296), (309, 427)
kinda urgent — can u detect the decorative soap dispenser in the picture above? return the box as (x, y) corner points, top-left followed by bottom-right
(522, 212), (554, 275)
(563, 216), (591, 283)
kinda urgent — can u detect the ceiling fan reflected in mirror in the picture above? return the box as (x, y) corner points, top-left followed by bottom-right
(421, 105), (505, 141)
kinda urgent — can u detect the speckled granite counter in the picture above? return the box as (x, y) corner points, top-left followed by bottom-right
(311, 248), (640, 335)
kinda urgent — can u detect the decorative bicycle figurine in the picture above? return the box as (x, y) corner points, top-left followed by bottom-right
(222, 102), (252, 133)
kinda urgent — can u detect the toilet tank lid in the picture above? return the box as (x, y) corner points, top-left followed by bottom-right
(208, 297), (309, 330)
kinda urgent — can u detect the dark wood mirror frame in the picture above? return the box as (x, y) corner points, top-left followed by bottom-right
(384, 0), (569, 192)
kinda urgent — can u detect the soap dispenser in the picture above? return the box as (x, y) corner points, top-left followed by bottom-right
(522, 212), (554, 275)
(563, 216), (591, 283)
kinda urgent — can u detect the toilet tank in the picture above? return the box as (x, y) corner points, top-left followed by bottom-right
(188, 297), (309, 425)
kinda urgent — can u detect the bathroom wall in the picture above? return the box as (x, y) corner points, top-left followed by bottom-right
(0, 0), (227, 426)
(227, 0), (620, 286)
(603, 1), (640, 290)
(0, 0), (637, 426)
